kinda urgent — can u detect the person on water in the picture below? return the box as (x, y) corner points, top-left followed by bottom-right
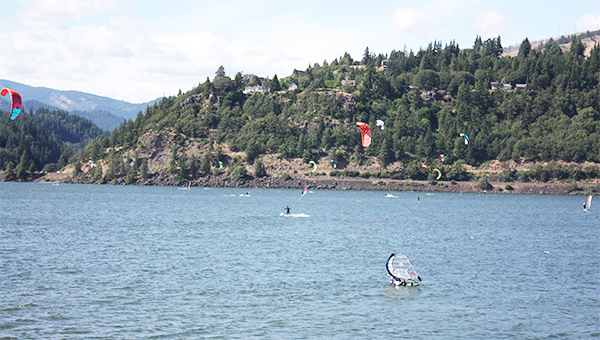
(285, 206), (290, 215)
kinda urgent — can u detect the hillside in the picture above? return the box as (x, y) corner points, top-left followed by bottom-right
(503, 30), (600, 57)
(12, 34), (600, 194)
(0, 107), (105, 175)
(0, 79), (160, 130)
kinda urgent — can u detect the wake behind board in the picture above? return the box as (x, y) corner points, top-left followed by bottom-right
(279, 213), (310, 218)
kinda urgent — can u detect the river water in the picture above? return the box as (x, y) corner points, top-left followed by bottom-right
(0, 182), (598, 339)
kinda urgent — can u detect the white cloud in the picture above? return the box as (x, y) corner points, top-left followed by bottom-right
(573, 13), (600, 32)
(17, 0), (123, 29)
(472, 10), (510, 38)
(392, 8), (427, 32)
(391, 8), (450, 38)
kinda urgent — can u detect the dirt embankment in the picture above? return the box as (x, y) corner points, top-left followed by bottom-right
(23, 168), (590, 196)
(8, 130), (598, 196)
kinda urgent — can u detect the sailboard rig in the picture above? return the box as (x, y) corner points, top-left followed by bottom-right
(584, 195), (592, 212)
(386, 253), (421, 286)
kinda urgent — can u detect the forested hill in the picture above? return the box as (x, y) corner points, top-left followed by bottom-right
(14, 35), (600, 185)
(0, 108), (105, 177)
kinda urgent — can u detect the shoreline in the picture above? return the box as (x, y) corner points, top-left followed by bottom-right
(27, 171), (597, 196)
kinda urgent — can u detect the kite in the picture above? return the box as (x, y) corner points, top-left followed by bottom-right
(433, 168), (442, 180)
(331, 160), (337, 169)
(440, 154), (445, 162)
(460, 133), (469, 145)
(309, 160), (317, 173)
(1, 88), (22, 120)
(376, 119), (385, 130)
(89, 160), (94, 169)
(219, 161), (223, 168)
(356, 122), (371, 147)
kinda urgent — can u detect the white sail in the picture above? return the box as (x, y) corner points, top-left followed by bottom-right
(386, 253), (421, 285)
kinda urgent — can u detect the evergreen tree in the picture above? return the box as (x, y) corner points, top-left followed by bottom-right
(362, 47), (372, 65)
(3, 161), (16, 181)
(378, 138), (393, 169)
(271, 74), (281, 91)
(139, 158), (149, 179)
(189, 156), (199, 178)
(175, 155), (189, 181)
(254, 160), (267, 178)
(200, 154), (211, 174)
(215, 65), (226, 80)
(58, 149), (71, 168)
(168, 147), (178, 174)
(16, 151), (30, 181)
(518, 38), (531, 58)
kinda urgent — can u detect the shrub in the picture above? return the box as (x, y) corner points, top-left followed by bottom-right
(504, 183), (514, 190)
(231, 165), (248, 181)
(329, 170), (340, 177)
(567, 182), (579, 192)
(254, 160), (267, 178)
(281, 172), (291, 181)
(359, 171), (371, 178)
(376, 180), (386, 185)
(343, 170), (360, 177)
(475, 177), (493, 191)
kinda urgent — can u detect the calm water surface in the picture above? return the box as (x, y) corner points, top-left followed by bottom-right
(0, 182), (598, 339)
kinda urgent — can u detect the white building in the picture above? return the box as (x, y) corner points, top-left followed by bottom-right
(243, 85), (270, 94)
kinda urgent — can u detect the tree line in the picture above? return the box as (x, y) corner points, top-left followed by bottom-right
(3, 33), (599, 184)
(0, 108), (105, 180)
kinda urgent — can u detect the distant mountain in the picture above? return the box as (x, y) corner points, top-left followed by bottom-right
(0, 79), (160, 130)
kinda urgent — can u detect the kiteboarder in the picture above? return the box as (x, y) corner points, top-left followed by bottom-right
(285, 206), (290, 215)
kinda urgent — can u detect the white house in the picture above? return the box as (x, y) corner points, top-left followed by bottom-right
(288, 83), (298, 90)
(243, 85), (270, 94)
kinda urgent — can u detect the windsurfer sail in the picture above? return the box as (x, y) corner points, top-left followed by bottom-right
(386, 253), (422, 286)
(583, 195), (592, 212)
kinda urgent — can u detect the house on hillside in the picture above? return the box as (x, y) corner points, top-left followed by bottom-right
(288, 82), (298, 90)
(516, 84), (527, 90)
(243, 85), (270, 94)
(382, 59), (389, 71)
(341, 79), (356, 86)
(502, 83), (512, 91)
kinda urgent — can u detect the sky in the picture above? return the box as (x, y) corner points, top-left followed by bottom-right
(0, 0), (598, 103)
